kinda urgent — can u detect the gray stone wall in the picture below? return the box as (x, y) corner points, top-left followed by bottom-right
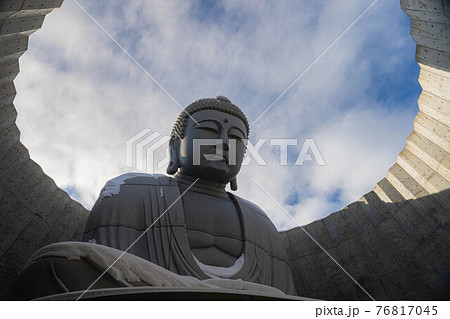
(281, 0), (450, 300)
(0, 0), (449, 300)
(0, 0), (89, 299)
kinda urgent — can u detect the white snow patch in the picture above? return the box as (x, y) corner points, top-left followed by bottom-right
(193, 254), (244, 278)
(99, 173), (165, 200)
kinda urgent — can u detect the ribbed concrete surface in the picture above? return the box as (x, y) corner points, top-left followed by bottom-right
(0, 0), (89, 299)
(281, 0), (450, 300)
(0, 0), (449, 300)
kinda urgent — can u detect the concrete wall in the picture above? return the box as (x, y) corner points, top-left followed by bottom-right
(0, 0), (449, 300)
(0, 0), (89, 299)
(281, 0), (450, 300)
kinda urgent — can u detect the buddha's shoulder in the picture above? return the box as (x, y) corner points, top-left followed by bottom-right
(105, 173), (175, 186)
(99, 173), (176, 200)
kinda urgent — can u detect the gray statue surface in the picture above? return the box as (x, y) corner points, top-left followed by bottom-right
(7, 97), (296, 300)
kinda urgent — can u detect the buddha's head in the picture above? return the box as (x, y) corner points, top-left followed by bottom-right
(167, 96), (249, 189)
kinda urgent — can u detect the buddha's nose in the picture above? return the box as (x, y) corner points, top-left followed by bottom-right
(222, 139), (230, 152)
(218, 131), (230, 151)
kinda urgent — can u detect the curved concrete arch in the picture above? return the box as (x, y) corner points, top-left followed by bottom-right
(0, 0), (89, 298)
(282, 0), (450, 300)
(0, 0), (448, 300)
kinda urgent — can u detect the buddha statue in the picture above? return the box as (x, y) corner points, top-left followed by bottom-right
(7, 96), (296, 300)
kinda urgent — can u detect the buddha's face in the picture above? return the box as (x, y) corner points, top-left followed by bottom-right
(176, 109), (248, 183)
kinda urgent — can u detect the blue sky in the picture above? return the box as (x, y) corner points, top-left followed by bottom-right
(15, 0), (421, 230)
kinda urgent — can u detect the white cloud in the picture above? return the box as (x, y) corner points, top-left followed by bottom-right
(14, 0), (419, 230)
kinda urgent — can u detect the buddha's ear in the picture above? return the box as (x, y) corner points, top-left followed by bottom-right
(166, 136), (180, 175)
(230, 177), (238, 191)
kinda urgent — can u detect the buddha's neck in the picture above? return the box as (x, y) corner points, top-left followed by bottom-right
(174, 172), (229, 199)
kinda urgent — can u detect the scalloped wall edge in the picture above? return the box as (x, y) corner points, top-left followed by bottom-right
(0, 0), (449, 300)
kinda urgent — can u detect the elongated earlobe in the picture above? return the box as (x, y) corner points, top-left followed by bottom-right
(166, 137), (180, 175)
(230, 177), (237, 191)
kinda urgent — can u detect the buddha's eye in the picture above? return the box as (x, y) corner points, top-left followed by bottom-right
(198, 127), (218, 135)
(194, 123), (219, 134)
(228, 128), (245, 141)
(229, 134), (242, 141)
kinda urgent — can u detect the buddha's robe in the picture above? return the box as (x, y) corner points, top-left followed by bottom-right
(82, 173), (296, 295)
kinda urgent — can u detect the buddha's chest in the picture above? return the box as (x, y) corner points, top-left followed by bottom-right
(181, 192), (244, 267)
